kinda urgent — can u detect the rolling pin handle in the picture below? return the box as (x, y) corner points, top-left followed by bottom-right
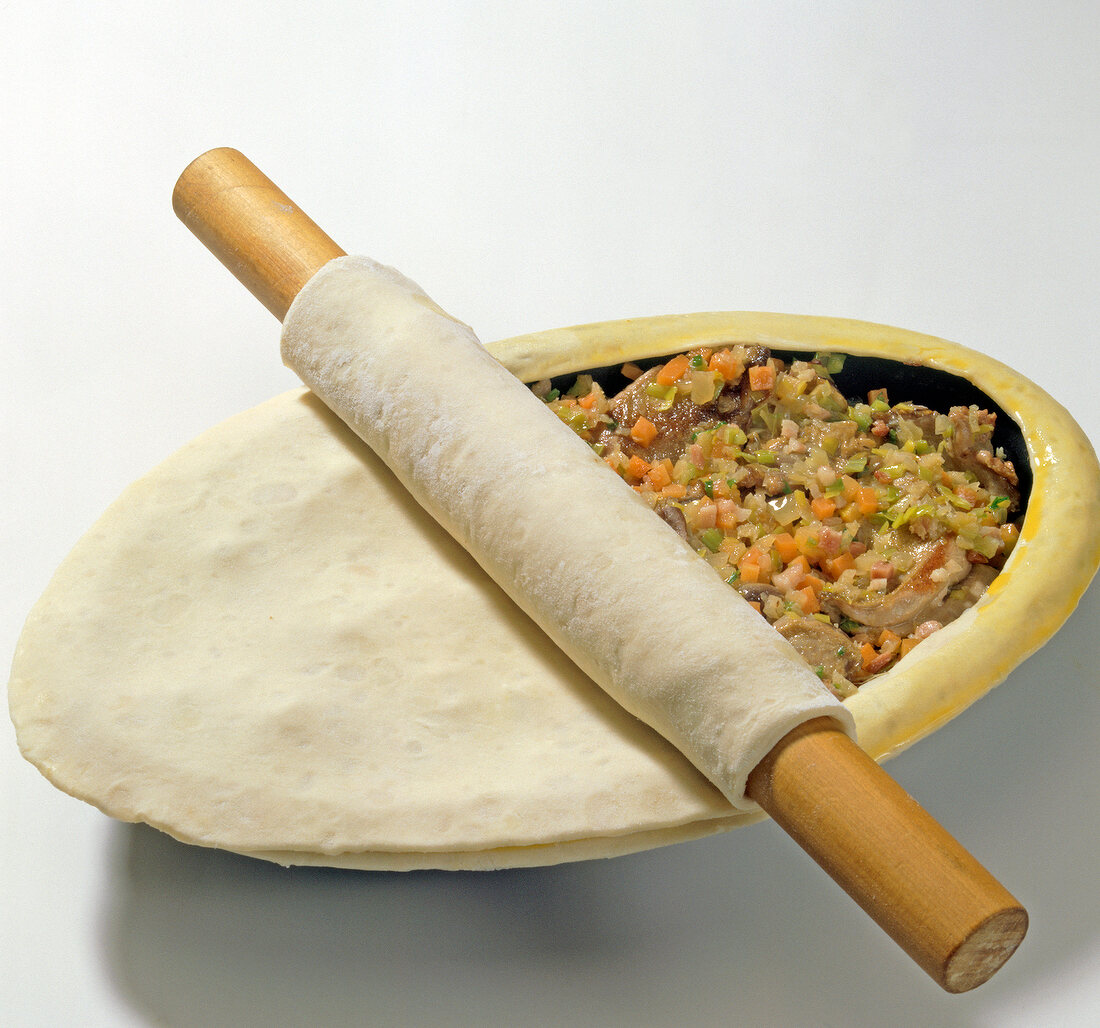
(172, 147), (345, 321)
(746, 719), (1027, 992)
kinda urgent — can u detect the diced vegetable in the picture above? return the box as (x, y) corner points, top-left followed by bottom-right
(748, 364), (775, 391)
(535, 344), (1021, 692)
(656, 354), (691, 386)
(630, 416), (658, 448)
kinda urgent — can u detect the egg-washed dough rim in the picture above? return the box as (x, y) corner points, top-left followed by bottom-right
(490, 310), (1100, 766)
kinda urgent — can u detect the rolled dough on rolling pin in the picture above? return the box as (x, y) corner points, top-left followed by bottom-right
(281, 255), (854, 808)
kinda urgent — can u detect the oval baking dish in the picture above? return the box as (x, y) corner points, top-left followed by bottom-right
(491, 311), (1100, 764)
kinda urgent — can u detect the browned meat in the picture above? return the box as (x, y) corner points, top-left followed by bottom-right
(774, 614), (862, 687)
(945, 406), (1020, 509)
(888, 403), (938, 440)
(927, 563), (998, 627)
(822, 537), (972, 635)
(597, 366), (714, 463)
(592, 349), (753, 463)
(736, 582), (783, 606)
(883, 403), (1019, 510)
(655, 502), (689, 542)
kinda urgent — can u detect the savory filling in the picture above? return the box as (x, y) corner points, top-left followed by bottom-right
(533, 346), (1021, 697)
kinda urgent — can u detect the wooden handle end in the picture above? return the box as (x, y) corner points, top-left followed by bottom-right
(747, 719), (1026, 992)
(173, 148), (345, 321)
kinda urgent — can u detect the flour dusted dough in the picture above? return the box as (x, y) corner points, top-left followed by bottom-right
(280, 256), (852, 810)
(9, 389), (753, 868)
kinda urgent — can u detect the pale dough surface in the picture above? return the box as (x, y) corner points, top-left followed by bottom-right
(8, 389), (752, 868)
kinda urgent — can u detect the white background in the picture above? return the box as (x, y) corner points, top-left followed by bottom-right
(3, 2), (1098, 1025)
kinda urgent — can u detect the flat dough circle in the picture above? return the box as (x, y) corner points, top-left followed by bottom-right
(9, 310), (1098, 870)
(8, 389), (749, 870)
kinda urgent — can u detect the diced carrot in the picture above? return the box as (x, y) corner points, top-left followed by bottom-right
(578, 389), (598, 410)
(708, 348), (744, 382)
(823, 551), (856, 580)
(739, 545), (769, 583)
(810, 496), (837, 520)
(645, 461), (672, 490)
(772, 531), (800, 564)
(793, 586), (820, 615)
(656, 354), (691, 386)
(802, 574), (826, 595)
(860, 642), (878, 670)
(877, 629), (902, 651)
(739, 559), (762, 584)
(630, 416), (658, 447)
(626, 455), (651, 480)
(900, 637), (920, 657)
(748, 363), (775, 391)
(856, 486), (879, 515)
(661, 483), (687, 499)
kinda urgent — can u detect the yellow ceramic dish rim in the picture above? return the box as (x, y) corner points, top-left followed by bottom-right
(487, 311), (1100, 763)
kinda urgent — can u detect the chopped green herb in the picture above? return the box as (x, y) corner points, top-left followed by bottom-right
(813, 352), (846, 376)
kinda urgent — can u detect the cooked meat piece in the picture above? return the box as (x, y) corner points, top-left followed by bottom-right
(774, 614), (863, 686)
(744, 345), (770, 368)
(945, 406), (1020, 509)
(822, 537), (972, 635)
(713, 374), (755, 427)
(592, 365), (707, 463)
(928, 563), (998, 626)
(884, 403), (1019, 510)
(655, 502), (689, 542)
(593, 348), (754, 462)
(736, 582), (783, 606)
(889, 402), (939, 441)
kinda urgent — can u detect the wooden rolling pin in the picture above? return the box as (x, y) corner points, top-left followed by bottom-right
(173, 146), (1027, 993)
